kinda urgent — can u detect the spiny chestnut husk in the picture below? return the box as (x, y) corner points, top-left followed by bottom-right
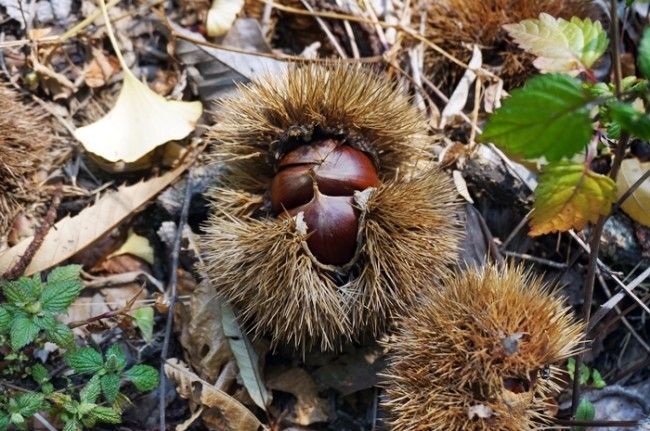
(422, 0), (601, 90)
(381, 264), (585, 431)
(0, 86), (57, 237)
(202, 64), (462, 351)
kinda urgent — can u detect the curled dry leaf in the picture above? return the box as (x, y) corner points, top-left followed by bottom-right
(164, 358), (262, 431)
(107, 230), (155, 265)
(617, 158), (650, 227)
(74, 70), (202, 163)
(207, 0), (244, 37)
(0, 159), (191, 275)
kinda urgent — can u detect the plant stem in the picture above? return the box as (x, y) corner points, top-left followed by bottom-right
(571, 0), (627, 415)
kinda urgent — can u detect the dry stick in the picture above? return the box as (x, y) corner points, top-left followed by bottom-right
(571, 0), (627, 416)
(555, 419), (638, 427)
(159, 169), (193, 431)
(2, 184), (63, 280)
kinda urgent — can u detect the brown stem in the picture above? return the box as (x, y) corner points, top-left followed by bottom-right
(556, 419), (638, 428)
(571, 0), (627, 415)
(3, 184), (63, 280)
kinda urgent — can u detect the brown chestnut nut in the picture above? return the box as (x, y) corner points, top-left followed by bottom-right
(270, 139), (379, 265)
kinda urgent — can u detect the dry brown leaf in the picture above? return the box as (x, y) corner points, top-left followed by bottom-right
(267, 368), (330, 426)
(164, 358), (262, 431)
(0, 160), (191, 275)
(176, 279), (232, 381)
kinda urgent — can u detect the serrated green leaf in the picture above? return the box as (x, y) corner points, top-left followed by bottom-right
(10, 316), (39, 350)
(575, 398), (596, 430)
(80, 375), (102, 404)
(0, 411), (9, 430)
(639, 28), (650, 79)
(30, 363), (49, 384)
(16, 393), (45, 417)
(503, 13), (608, 73)
(41, 266), (83, 313)
(87, 406), (122, 424)
(481, 74), (594, 161)
(125, 364), (159, 391)
(65, 348), (104, 373)
(101, 373), (122, 404)
(45, 321), (74, 349)
(591, 368), (607, 389)
(3, 277), (41, 306)
(62, 419), (81, 431)
(133, 307), (154, 343)
(105, 344), (127, 371)
(531, 162), (616, 236)
(33, 313), (56, 330)
(0, 306), (11, 333)
(608, 101), (650, 139)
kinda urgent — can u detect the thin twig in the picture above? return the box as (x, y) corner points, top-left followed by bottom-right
(159, 169), (194, 430)
(571, 0), (627, 415)
(555, 419), (638, 427)
(3, 184), (62, 280)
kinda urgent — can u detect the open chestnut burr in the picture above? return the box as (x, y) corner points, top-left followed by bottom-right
(201, 64), (462, 351)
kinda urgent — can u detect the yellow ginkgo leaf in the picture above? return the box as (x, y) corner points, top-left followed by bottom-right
(530, 162), (616, 236)
(74, 70), (202, 163)
(74, 0), (203, 163)
(207, 0), (244, 37)
(617, 158), (650, 227)
(107, 230), (155, 264)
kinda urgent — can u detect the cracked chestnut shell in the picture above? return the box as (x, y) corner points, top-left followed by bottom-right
(271, 139), (380, 265)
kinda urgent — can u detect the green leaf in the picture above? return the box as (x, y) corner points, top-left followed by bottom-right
(503, 13), (608, 73)
(100, 373), (122, 404)
(30, 363), (50, 385)
(481, 74), (594, 161)
(10, 316), (39, 350)
(639, 28), (650, 79)
(62, 419), (81, 431)
(531, 162), (616, 236)
(133, 307), (154, 343)
(567, 357), (576, 380)
(3, 277), (41, 306)
(16, 393), (45, 417)
(0, 411), (9, 430)
(0, 306), (11, 333)
(65, 348), (104, 373)
(105, 345), (127, 371)
(591, 368), (607, 389)
(45, 321), (75, 349)
(80, 375), (102, 404)
(41, 265), (83, 313)
(125, 364), (159, 392)
(33, 313), (56, 330)
(575, 398), (596, 430)
(608, 101), (650, 140)
(87, 406), (122, 424)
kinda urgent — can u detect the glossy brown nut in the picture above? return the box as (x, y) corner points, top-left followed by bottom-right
(285, 192), (359, 266)
(271, 141), (379, 214)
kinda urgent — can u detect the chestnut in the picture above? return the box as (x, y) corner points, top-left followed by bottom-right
(271, 139), (379, 265)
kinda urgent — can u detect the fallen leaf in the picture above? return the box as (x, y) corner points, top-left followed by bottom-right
(617, 158), (650, 227)
(222, 302), (272, 411)
(107, 230), (154, 264)
(440, 45), (482, 128)
(74, 70), (202, 163)
(531, 162), (617, 236)
(267, 368), (330, 426)
(206, 0), (244, 37)
(164, 358), (261, 431)
(133, 306), (154, 343)
(0, 159), (191, 275)
(176, 279), (232, 381)
(312, 344), (386, 396)
(503, 13), (608, 74)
